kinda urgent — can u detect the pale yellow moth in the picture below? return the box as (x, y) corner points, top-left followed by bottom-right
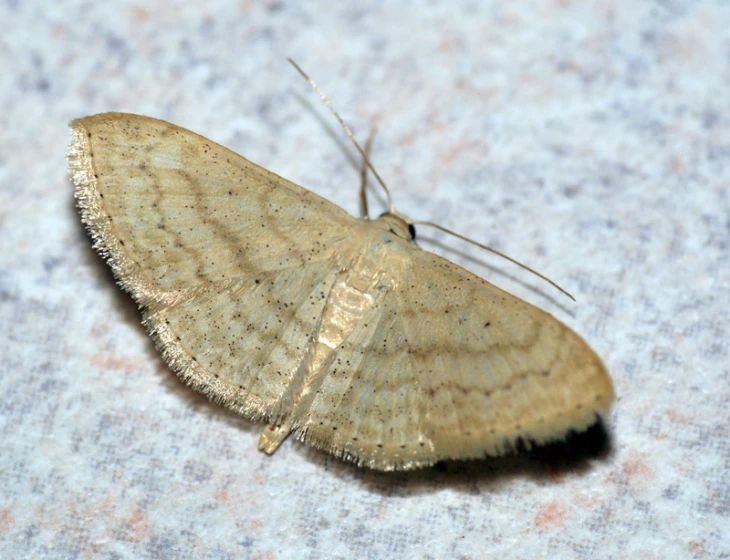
(68, 94), (613, 472)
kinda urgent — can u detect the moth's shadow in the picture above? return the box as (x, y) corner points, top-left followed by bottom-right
(73, 198), (144, 329)
(298, 420), (613, 495)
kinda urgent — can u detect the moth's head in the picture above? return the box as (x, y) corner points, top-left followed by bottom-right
(375, 212), (416, 242)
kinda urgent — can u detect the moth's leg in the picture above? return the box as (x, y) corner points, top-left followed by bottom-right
(259, 420), (293, 454)
(359, 126), (377, 219)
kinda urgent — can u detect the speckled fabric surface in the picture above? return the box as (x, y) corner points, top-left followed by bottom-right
(2, 1), (728, 558)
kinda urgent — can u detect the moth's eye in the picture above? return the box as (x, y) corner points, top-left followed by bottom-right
(408, 223), (416, 240)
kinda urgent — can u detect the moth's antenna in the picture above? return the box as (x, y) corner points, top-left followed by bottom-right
(288, 58), (395, 214)
(359, 126), (378, 219)
(411, 219), (576, 302)
(288, 58), (575, 303)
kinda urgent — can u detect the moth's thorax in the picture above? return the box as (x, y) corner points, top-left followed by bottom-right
(345, 216), (416, 293)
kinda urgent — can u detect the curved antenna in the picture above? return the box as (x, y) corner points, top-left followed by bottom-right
(410, 218), (576, 302)
(288, 58), (575, 303)
(288, 58), (395, 214)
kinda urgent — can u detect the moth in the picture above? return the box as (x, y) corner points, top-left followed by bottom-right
(68, 109), (613, 471)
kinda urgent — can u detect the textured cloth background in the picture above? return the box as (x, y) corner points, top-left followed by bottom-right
(2, 1), (729, 558)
